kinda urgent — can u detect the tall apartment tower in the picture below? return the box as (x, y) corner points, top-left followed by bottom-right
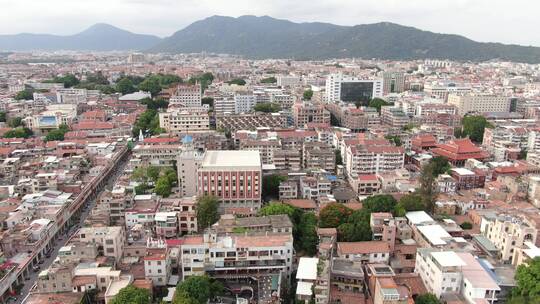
(325, 73), (383, 104)
(382, 72), (405, 94)
(177, 138), (204, 197)
(169, 83), (202, 108)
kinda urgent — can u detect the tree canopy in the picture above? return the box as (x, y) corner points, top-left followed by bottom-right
(336, 208), (372, 242)
(174, 275), (223, 304)
(414, 293), (442, 304)
(132, 109), (163, 138)
(116, 77), (137, 95)
(369, 98), (393, 113)
(48, 74), (80, 88)
(362, 194), (398, 213)
(258, 202), (298, 218)
(109, 285), (151, 304)
(418, 162), (439, 213)
(226, 78), (246, 86)
(262, 174), (287, 199)
(7, 117), (24, 128)
(396, 193), (425, 213)
(196, 196), (220, 231)
(261, 76), (277, 84)
(44, 124), (70, 142)
(188, 72), (214, 91)
(430, 156), (451, 177)
(14, 89), (34, 100)
(460, 115), (493, 142)
(303, 89), (313, 100)
(319, 203), (353, 228)
(254, 102), (281, 113)
(3, 127), (33, 139)
(513, 257), (540, 298)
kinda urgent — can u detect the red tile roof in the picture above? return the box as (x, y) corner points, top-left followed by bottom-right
(337, 241), (390, 255)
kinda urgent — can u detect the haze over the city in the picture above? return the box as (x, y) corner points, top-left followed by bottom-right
(1, 0), (540, 46)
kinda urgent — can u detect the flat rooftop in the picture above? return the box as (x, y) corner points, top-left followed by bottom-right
(201, 150), (261, 168)
(431, 251), (466, 267)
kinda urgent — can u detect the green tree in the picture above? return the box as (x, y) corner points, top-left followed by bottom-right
(196, 196), (220, 231)
(414, 293), (441, 304)
(0, 112), (6, 122)
(385, 135), (402, 146)
(132, 109), (162, 137)
(109, 285), (151, 304)
(337, 222), (372, 242)
(461, 115), (493, 142)
(319, 203), (353, 228)
(369, 98), (393, 113)
(430, 156), (451, 177)
(164, 167), (178, 186)
(86, 71), (109, 85)
(116, 77), (137, 94)
(227, 78), (246, 85)
(202, 97), (214, 107)
(138, 77), (162, 96)
(140, 97), (168, 110)
(258, 202), (298, 218)
(362, 195), (397, 213)
(335, 149), (343, 166)
(303, 89), (313, 100)
(44, 124), (69, 142)
(14, 89), (34, 100)
(188, 72), (214, 91)
(173, 291), (200, 304)
(254, 102), (281, 113)
(397, 193), (425, 212)
(460, 222), (473, 230)
(146, 166), (161, 182)
(297, 212), (318, 255)
(55, 74), (80, 88)
(155, 176), (172, 197)
(513, 257), (540, 298)
(3, 127), (33, 138)
(175, 275), (223, 304)
(419, 162), (439, 213)
(261, 77), (277, 84)
(7, 117), (23, 128)
(134, 183), (150, 195)
(262, 174), (287, 199)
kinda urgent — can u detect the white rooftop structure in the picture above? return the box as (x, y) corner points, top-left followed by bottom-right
(417, 224), (452, 246)
(201, 150), (261, 169)
(431, 251), (466, 267)
(523, 241), (540, 259)
(406, 211), (435, 226)
(451, 168), (475, 175)
(296, 257), (319, 281)
(119, 91), (151, 101)
(296, 281), (314, 296)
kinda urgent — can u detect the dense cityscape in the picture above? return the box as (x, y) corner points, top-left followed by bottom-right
(0, 46), (540, 304)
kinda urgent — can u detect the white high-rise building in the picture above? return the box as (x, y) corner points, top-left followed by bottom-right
(448, 94), (511, 116)
(325, 73), (383, 104)
(415, 249), (500, 303)
(234, 92), (256, 114)
(169, 84), (202, 108)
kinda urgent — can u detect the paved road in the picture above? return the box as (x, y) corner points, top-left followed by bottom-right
(14, 153), (130, 304)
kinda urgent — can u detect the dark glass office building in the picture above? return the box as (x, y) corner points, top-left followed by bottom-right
(340, 82), (374, 104)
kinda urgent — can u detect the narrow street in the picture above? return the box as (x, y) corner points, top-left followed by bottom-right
(13, 151), (131, 304)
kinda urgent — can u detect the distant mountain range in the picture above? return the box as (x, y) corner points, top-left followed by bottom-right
(2, 15), (540, 63)
(0, 23), (161, 51)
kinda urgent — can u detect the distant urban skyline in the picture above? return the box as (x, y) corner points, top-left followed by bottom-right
(1, 0), (540, 47)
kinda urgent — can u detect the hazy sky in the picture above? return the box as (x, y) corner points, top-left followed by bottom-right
(1, 0), (539, 46)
